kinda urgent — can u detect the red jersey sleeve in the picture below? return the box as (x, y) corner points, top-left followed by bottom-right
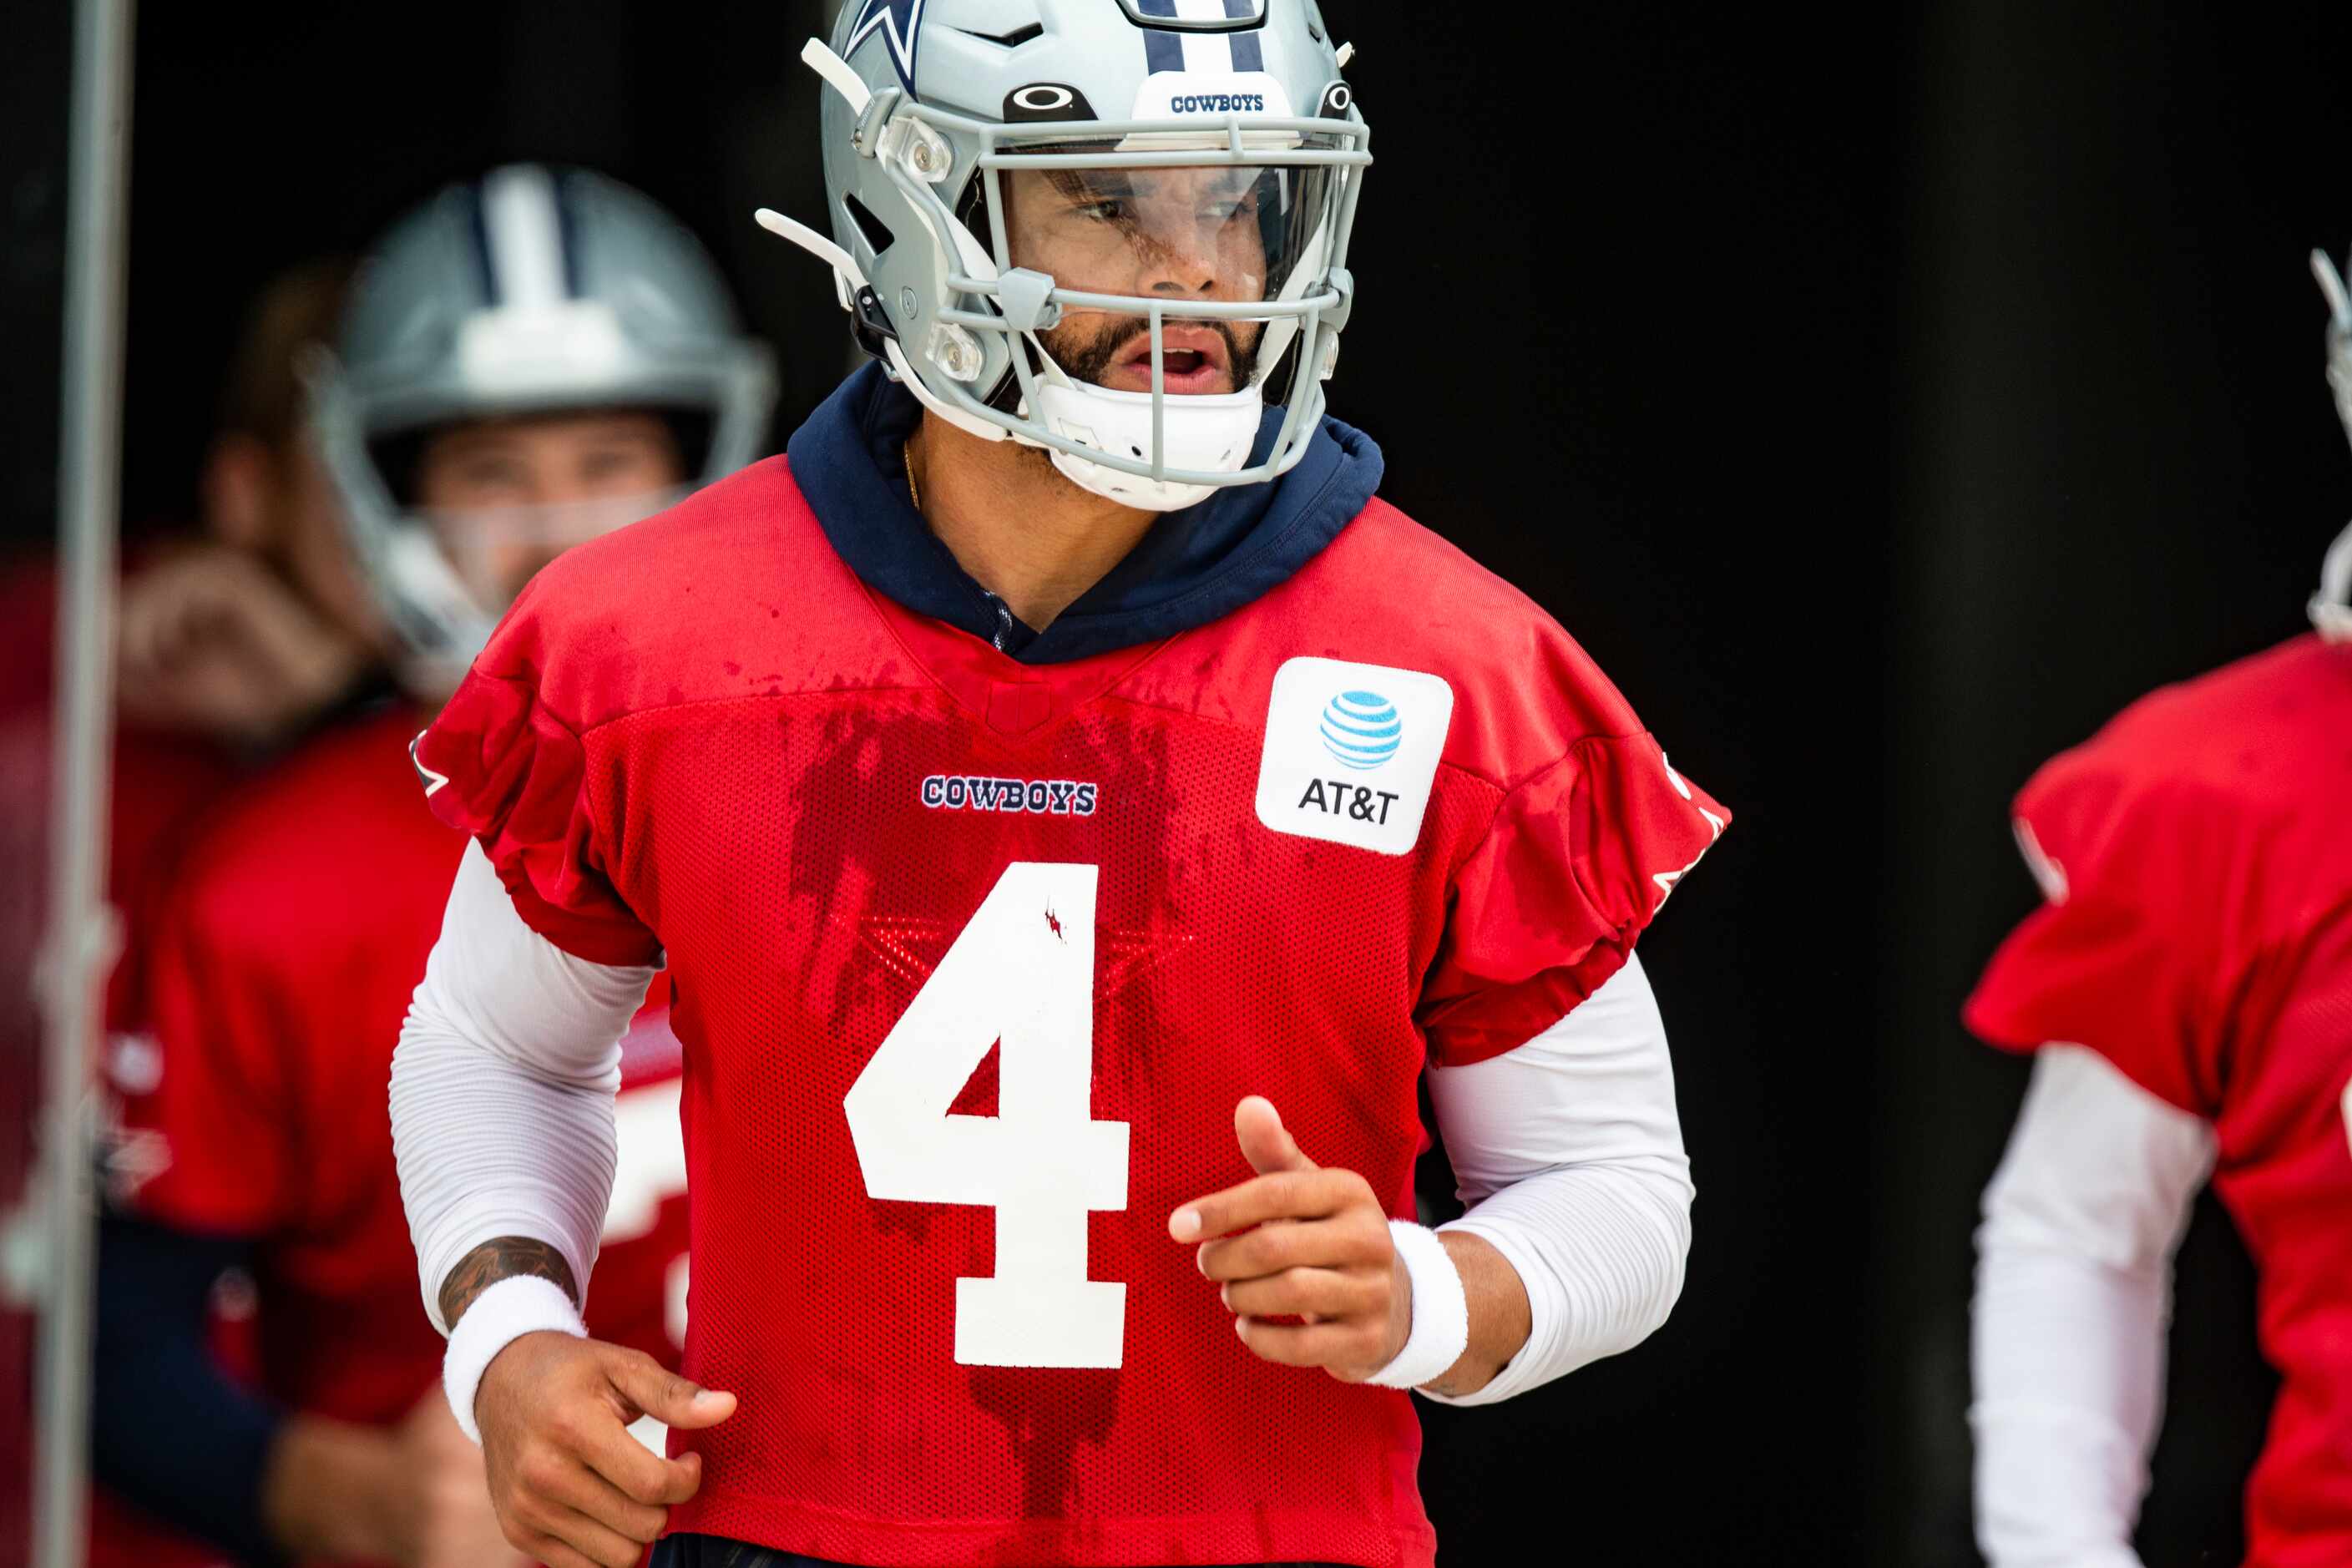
(411, 584), (660, 968)
(128, 880), (301, 1235)
(1961, 735), (2245, 1119)
(1418, 731), (1728, 1067)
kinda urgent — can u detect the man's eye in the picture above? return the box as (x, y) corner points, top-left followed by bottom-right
(1075, 199), (1129, 222)
(461, 458), (528, 491)
(581, 446), (647, 482)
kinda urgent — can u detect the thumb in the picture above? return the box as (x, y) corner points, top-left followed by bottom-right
(604, 1350), (737, 1430)
(1234, 1095), (1317, 1176)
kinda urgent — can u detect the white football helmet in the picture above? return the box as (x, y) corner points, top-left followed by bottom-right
(309, 164), (776, 692)
(762, 0), (1370, 512)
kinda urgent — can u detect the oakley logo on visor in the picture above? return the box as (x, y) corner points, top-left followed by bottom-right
(1004, 83), (1100, 121)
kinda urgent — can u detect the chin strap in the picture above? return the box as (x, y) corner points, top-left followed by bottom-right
(2313, 248), (2352, 331)
(2314, 519), (2352, 643)
(802, 34), (872, 115)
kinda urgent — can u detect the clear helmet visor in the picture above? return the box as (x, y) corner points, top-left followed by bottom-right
(336, 405), (695, 696)
(983, 135), (1346, 396)
(420, 486), (684, 615)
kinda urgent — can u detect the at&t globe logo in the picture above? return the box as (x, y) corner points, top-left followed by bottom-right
(1318, 690), (1402, 771)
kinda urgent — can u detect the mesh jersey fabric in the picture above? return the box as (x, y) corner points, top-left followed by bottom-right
(416, 456), (1728, 1567)
(1964, 632), (2352, 1565)
(118, 704), (690, 1439)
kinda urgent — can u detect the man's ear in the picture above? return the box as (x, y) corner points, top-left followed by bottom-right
(200, 433), (276, 550)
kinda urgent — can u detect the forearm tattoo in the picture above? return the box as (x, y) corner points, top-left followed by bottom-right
(438, 1235), (579, 1329)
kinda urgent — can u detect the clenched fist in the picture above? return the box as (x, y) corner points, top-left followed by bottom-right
(117, 544), (368, 744)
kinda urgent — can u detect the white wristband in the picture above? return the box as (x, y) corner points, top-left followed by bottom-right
(1366, 1220), (1471, 1390)
(443, 1274), (588, 1443)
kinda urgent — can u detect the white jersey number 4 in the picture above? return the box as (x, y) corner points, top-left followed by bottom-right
(843, 861), (1130, 1368)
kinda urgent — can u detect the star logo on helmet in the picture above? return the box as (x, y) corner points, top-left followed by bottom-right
(848, 0), (926, 99)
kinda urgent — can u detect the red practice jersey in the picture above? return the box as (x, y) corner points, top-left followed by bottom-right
(86, 723), (251, 1568)
(416, 457), (1727, 1568)
(119, 704), (689, 1443)
(78, 590), (250, 1568)
(1965, 632), (2352, 1565)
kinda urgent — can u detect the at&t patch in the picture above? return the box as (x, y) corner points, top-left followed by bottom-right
(1252, 657), (1454, 856)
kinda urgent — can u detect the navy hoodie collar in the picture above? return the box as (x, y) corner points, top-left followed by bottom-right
(784, 362), (1383, 665)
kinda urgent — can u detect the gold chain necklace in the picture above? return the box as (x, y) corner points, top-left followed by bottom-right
(902, 439), (922, 511)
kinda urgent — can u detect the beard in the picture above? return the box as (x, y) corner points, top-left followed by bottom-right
(1040, 313), (1263, 391)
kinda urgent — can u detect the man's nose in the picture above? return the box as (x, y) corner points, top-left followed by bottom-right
(1138, 220), (1221, 296)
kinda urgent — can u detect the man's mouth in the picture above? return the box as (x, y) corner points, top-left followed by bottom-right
(1100, 325), (1233, 395)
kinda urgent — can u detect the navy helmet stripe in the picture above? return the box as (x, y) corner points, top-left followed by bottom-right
(1142, 27), (1184, 72)
(1135, 0), (1178, 14)
(1225, 0), (1263, 70)
(464, 185), (500, 306)
(551, 169), (585, 298)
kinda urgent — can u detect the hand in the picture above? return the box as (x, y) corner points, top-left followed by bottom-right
(116, 544), (367, 744)
(259, 1404), (525, 1567)
(475, 1331), (735, 1568)
(392, 1388), (533, 1568)
(1170, 1095), (1414, 1383)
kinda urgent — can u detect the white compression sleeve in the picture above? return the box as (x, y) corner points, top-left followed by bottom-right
(1420, 953), (1695, 1405)
(391, 840), (660, 1334)
(1971, 1044), (2215, 1568)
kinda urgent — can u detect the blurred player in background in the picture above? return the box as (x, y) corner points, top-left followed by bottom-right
(395, 7), (1723, 1568)
(100, 260), (381, 1078)
(114, 259), (382, 751)
(12, 260), (385, 1080)
(1965, 250), (2352, 1567)
(96, 164), (775, 1568)
(75, 258), (380, 1568)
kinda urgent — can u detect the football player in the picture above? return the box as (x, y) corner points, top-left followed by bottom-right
(98, 164), (773, 1567)
(113, 259), (381, 753)
(1965, 248), (2352, 1566)
(87, 258), (371, 1568)
(394, 8), (1726, 1568)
